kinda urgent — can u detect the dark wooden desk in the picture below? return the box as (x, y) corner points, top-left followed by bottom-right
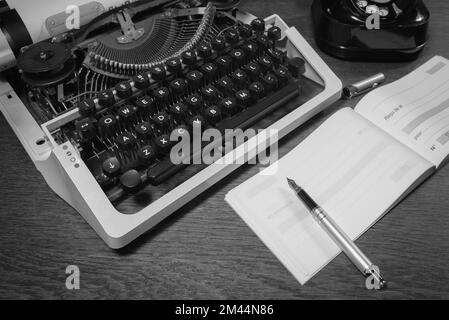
(1, 0), (449, 300)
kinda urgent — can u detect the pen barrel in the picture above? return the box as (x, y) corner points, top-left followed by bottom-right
(312, 208), (373, 275)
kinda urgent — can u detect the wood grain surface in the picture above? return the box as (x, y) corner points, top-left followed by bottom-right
(1, 0), (449, 299)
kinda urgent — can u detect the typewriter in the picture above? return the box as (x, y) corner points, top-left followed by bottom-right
(0, 0), (341, 248)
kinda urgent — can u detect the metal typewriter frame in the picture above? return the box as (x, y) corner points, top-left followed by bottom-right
(0, 13), (342, 248)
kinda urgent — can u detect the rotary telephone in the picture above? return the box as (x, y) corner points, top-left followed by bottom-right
(312, 0), (430, 61)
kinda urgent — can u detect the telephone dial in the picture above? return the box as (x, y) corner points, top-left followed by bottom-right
(312, 0), (430, 61)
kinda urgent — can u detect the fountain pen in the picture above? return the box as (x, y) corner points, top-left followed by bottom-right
(287, 178), (387, 290)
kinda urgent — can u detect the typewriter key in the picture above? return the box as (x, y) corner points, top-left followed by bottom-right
(133, 74), (150, 90)
(116, 132), (136, 151)
(102, 157), (121, 178)
(211, 35), (226, 52)
(204, 106), (222, 125)
(115, 81), (133, 99)
(78, 99), (96, 117)
(251, 18), (265, 33)
(238, 24), (253, 38)
(225, 28), (239, 45)
(149, 65), (167, 82)
(98, 115), (117, 137)
(134, 122), (152, 139)
(119, 170), (142, 192)
(155, 134), (172, 154)
(267, 26), (282, 42)
(97, 90), (115, 108)
(138, 145), (155, 165)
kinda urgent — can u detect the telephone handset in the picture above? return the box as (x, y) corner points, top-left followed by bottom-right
(312, 0), (429, 61)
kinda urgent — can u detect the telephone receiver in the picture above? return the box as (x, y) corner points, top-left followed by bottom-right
(312, 0), (430, 61)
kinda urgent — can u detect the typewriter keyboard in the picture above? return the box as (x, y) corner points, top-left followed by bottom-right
(52, 18), (320, 209)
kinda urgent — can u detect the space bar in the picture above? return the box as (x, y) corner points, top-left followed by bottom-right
(147, 81), (301, 185)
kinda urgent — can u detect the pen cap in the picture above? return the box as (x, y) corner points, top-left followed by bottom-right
(343, 73), (385, 99)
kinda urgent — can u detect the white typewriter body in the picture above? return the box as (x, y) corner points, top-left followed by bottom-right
(0, 4), (342, 248)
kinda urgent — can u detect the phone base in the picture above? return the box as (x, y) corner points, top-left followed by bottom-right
(311, 0), (430, 62)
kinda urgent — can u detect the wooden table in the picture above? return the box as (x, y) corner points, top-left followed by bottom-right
(1, 0), (448, 299)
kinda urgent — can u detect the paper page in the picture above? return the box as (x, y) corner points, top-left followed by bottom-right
(355, 56), (449, 168)
(225, 108), (434, 285)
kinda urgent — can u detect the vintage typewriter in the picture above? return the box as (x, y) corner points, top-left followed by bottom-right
(0, 0), (341, 248)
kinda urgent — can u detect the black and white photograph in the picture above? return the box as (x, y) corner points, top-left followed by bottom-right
(0, 0), (448, 306)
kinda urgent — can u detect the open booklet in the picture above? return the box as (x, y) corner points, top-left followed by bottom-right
(225, 56), (449, 285)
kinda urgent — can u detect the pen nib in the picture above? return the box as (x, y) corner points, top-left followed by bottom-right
(286, 177), (299, 191)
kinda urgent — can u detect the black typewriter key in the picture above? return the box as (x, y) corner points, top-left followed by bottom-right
(133, 73), (150, 90)
(238, 23), (253, 38)
(268, 48), (285, 65)
(216, 76), (233, 95)
(256, 35), (270, 51)
(172, 125), (190, 140)
(98, 115), (117, 137)
(102, 157), (121, 178)
(119, 169), (142, 193)
(204, 105), (221, 125)
(221, 97), (239, 116)
(201, 85), (219, 102)
(216, 55), (232, 74)
(169, 78), (187, 97)
(244, 62), (261, 80)
(77, 117), (96, 141)
(115, 81), (133, 99)
(211, 35), (226, 52)
(288, 57), (306, 78)
(182, 50), (197, 66)
(274, 67), (289, 87)
(189, 115), (206, 131)
(201, 62), (218, 81)
(97, 90), (115, 108)
(134, 121), (152, 139)
(166, 57), (182, 75)
(117, 105), (136, 124)
(152, 112), (170, 131)
(230, 49), (246, 66)
(171, 125), (190, 148)
(235, 90), (252, 108)
(155, 134), (172, 154)
(197, 42), (212, 60)
(251, 18), (265, 33)
(186, 70), (204, 90)
(116, 132), (136, 151)
(259, 55), (274, 73)
(153, 86), (170, 105)
(169, 102), (189, 121)
(267, 26), (282, 42)
(231, 69), (248, 88)
(137, 145), (155, 165)
(135, 96), (154, 112)
(225, 28), (239, 45)
(241, 42), (259, 59)
(186, 93), (204, 112)
(78, 99), (96, 117)
(248, 81), (266, 100)
(262, 73), (278, 92)
(149, 65), (167, 82)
